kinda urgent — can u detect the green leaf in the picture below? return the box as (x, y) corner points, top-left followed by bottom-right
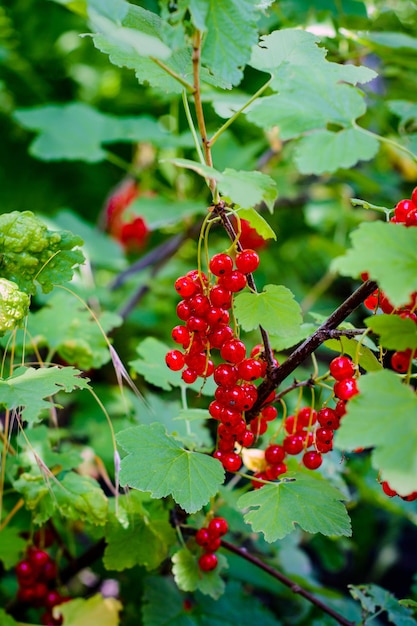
(0, 526), (26, 569)
(0, 279), (30, 336)
(16, 425), (82, 472)
(237, 208), (277, 241)
(238, 473), (351, 541)
(0, 211), (84, 295)
(104, 492), (176, 571)
(117, 423), (224, 513)
(168, 159), (277, 210)
(130, 337), (215, 396)
(188, 0), (264, 87)
(335, 370), (417, 495)
(294, 128), (379, 175)
(349, 584), (417, 626)
(332, 221), (417, 307)
(0, 366), (90, 424)
(28, 292), (122, 370)
(358, 31), (417, 51)
(57, 594), (122, 626)
(234, 285), (303, 338)
(324, 337), (383, 372)
(365, 314), (417, 351)
(171, 547), (227, 599)
(0, 609), (17, 626)
(14, 103), (176, 162)
(388, 100), (417, 127)
(129, 196), (207, 229)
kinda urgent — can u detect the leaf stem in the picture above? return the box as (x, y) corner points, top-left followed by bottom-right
(182, 90), (206, 166)
(356, 125), (417, 163)
(208, 78), (272, 148)
(150, 57), (195, 93)
(220, 538), (356, 626)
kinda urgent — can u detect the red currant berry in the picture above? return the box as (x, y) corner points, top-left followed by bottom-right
(401, 491), (417, 501)
(315, 428), (334, 445)
(220, 339), (246, 364)
(237, 358), (263, 381)
(165, 350), (185, 371)
(206, 307), (230, 328)
(335, 400), (347, 418)
(16, 560), (36, 584)
(249, 417), (268, 436)
(186, 316), (209, 333)
(176, 300), (192, 321)
(32, 581), (49, 604)
(209, 286), (232, 309)
(208, 517), (228, 537)
(261, 406), (278, 421)
(213, 450), (223, 462)
(264, 444), (285, 465)
(297, 407), (317, 428)
(182, 368), (197, 384)
(265, 463), (287, 480)
(195, 528), (210, 547)
(235, 249), (260, 274)
(251, 471), (267, 488)
(333, 377), (359, 401)
(33, 528), (55, 549)
(237, 429), (255, 447)
(302, 451), (323, 470)
(391, 349), (412, 373)
(189, 294), (210, 316)
(208, 325), (234, 349)
(381, 481), (397, 497)
(219, 270), (247, 292)
(234, 217), (268, 250)
(317, 407), (339, 430)
(209, 253), (233, 276)
(214, 363), (239, 387)
(283, 434), (304, 455)
(329, 356), (355, 381)
(40, 611), (63, 626)
(284, 415), (304, 434)
(172, 325), (191, 348)
(217, 437), (235, 453)
(42, 560), (58, 581)
(394, 198), (414, 222)
(18, 587), (36, 603)
(406, 208), (417, 226)
(315, 439), (333, 453)
(221, 452), (242, 472)
(221, 408), (244, 429)
(174, 276), (197, 298)
(44, 590), (64, 609)
(412, 187), (417, 206)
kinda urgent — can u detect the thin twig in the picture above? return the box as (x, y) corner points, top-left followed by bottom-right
(221, 539), (356, 626)
(248, 280), (378, 417)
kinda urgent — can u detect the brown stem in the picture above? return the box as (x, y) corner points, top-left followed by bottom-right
(248, 280), (378, 417)
(221, 539), (356, 626)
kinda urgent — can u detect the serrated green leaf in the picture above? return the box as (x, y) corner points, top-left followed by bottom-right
(238, 473), (351, 541)
(142, 576), (198, 626)
(14, 103), (176, 162)
(55, 472), (108, 525)
(388, 100), (417, 127)
(189, 0), (263, 87)
(28, 292), (122, 370)
(130, 337), (215, 396)
(104, 492), (175, 571)
(237, 208), (276, 241)
(294, 128), (379, 174)
(0, 366), (90, 424)
(0, 279), (30, 336)
(117, 423), (224, 513)
(268, 323), (315, 352)
(16, 425), (82, 472)
(0, 211), (84, 295)
(349, 584), (417, 626)
(335, 370), (417, 495)
(332, 222), (417, 307)
(0, 526), (27, 569)
(57, 594), (122, 626)
(234, 285), (302, 337)
(172, 547), (227, 599)
(365, 314), (417, 351)
(324, 337), (383, 372)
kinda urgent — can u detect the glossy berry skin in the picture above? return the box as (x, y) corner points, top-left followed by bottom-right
(391, 350), (412, 373)
(220, 339), (246, 364)
(182, 369), (197, 384)
(249, 417), (268, 436)
(315, 428), (334, 444)
(237, 429), (255, 447)
(208, 517), (228, 537)
(16, 560), (36, 584)
(302, 451), (323, 470)
(264, 444), (285, 465)
(198, 552), (218, 571)
(335, 400), (347, 418)
(329, 356), (355, 381)
(214, 363), (239, 387)
(395, 198), (414, 222)
(218, 270), (247, 292)
(317, 407), (340, 430)
(283, 434), (304, 455)
(174, 276), (197, 298)
(165, 350), (185, 371)
(238, 358), (263, 381)
(333, 378), (359, 401)
(209, 253), (233, 276)
(209, 285), (232, 309)
(172, 325), (191, 348)
(297, 407), (317, 428)
(265, 462), (287, 480)
(195, 528), (210, 547)
(235, 249), (260, 274)
(261, 406), (278, 421)
(221, 452), (242, 472)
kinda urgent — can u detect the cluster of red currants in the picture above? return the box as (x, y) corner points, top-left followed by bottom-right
(250, 356), (357, 488)
(363, 188), (417, 373)
(105, 178), (149, 251)
(381, 481), (417, 501)
(195, 517), (228, 572)
(166, 249), (268, 473)
(15, 533), (68, 625)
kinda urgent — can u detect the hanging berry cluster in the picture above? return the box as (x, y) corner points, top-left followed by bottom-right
(166, 248), (268, 473)
(195, 517), (229, 572)
(15, 534), (69, 626)
(363, 187), (417, 374)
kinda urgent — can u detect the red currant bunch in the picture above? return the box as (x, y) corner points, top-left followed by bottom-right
(15, 536), (69, 625)
(195, 516), (229, 572)
(380, 480), (417, 502)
